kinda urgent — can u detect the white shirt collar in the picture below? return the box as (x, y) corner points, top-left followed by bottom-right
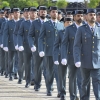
(75, 22), (82, 28)
(30, 20), (33, 23)
(14, 19), (19, 22)
(97, 22), (100, 26)
(51, 19), (58, 23)
(84, 20), (87, 24)
(40, 18), (47, 23)
(4, 17), (8, 21)
(24, 19), (28, 21)
(88, 23), (95, 29)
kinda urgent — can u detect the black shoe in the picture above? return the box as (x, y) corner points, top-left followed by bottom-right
(1, 71), (3, 76)
(25, 83), (30, 88)
(5, 74), (8, 78)
(60, 95), (66, 100)
(47, 91), (52, 96)
(31, 80), (34, 86)
(57, 93), (61, 98)
(18, 79), (22, 84)
(34, 86), (40, 91)
(14, 74), (18, 79)
(9, 76), (13, 81)
(76, 97), (79, 100)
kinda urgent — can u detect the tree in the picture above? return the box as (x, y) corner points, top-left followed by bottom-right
(57, 0), (68, 8)
(35, 0), (57, 7)
(1, 0), (68, 9)
(2, 1), (9, 7)
(35, 0), (47, 6)
(0, 1), (9, 8)
(88, 0), (100, 8)
(31, 1), (39, 7)
(1, 0), (39, 8)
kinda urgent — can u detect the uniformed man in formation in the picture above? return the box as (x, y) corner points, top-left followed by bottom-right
(0, 5), (100, 100)
(28, 6), (48, 91)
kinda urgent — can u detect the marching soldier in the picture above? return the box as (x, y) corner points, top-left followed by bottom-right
(0, 7), (10, 75)
(0, 7), (10, 29)
(20, 11), (24, 19)
(13, 8), (26, 84)
(66, 11), (73, 19)
(61, 10), (84, 100)
(28, 6), (47, 91)
(96, 10), (100, 26)
(38, 6), (64, 96)
(83, 9), (87, 24)
(1, 10), (13, 78)
(18, 7), (37, 88)
(3, 8), (20, 80)
(73, 9), (100, 100)
(53, 17), (73, 100)
(57, 10), (63, 21)
(0, 10), (5, 18)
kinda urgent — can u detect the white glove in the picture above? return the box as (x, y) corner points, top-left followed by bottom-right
(15, 45), (18, 50)
(3, 47), (8, 52)
(31, 46), (36, 52)
(75, 62), (81, 68)
(19, 46), (24, 51)
(39, 51), (45, 57)
(54, 61), (59, 65)
(0, 44), (3, 48)
(61, 59), (67, 65)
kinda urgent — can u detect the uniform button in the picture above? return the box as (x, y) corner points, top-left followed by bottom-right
(55, 34), (57, 36)
(11, 29), (12, 30)
(85, 40), (87, 42)
(92, 51), (94, 53)
(9, 41), (10, 42)
(82, 54), (83, 56)
(69, 52), (70, 54)
(47, 45), (48, 47)
(43, 42), (45, 44)
(37, 31), (38, 32)
(93, 37), (94, 39)
(48, 31), (50, 32)
(93, 42), (94, 43)
(93, 46), (94, 48)
(26, 30), (27, 31)
(72, 37), (74, 39)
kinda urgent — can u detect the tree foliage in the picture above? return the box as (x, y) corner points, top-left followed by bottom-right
(0, 0), (68, 9)
(88, 0), (100, 8)
(57, 0), (68, 8)
(0, 1), (9, 8)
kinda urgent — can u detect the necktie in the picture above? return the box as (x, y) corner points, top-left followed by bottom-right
(91, 28), (94, 33)
(53, 22), (55, 27)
